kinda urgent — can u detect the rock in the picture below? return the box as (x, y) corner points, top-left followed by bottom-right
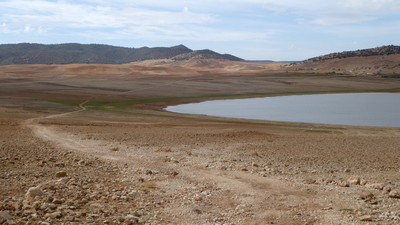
(52, 199), (63, 204)
(360, 179), (368, 186)
(0, 211), (12, 221)
(347, 177), (360, 185)
(366, 183), (385, 190)
(125, 214), (139, 224)
(171, 171), (179, 176)
(56, 171), (67, 178)
(45, 211), (62, 219)
(383, 186), (391, 194)
(344, 168), (351, 173)
(360, 192), (374, 201)
(25, 187), (44, 201)
(388, 190), (400, 199)
(359, 215), (373, 221)
(338, 181), (350, 187)
(303, 178), (317, 184)
(252, 162), (259, 167)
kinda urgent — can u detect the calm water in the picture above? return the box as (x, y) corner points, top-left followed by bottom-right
(166, 93), (400, 127)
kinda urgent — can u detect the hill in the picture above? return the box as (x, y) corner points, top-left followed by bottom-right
(0, 43), (242, 65)
(287, 45), (400, 76)
(305, 45), (400, 63)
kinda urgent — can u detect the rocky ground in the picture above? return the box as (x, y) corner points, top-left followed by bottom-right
(1, 67), (400, 224)
(1, 105), (400, 224)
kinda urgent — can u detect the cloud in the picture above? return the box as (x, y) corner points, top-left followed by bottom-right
(0, 0), (271, 42)
(260, 0), (400, 25)
(1, 22), (9, 33)
(1, 0), (215, 29)
(311, 13), (375, 25)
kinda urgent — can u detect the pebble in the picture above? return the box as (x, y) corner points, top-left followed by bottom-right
(366, 183), (385, 190)
(338, 181), (350, 187)
(359, 215), (373, 221)
(45, 211), (62, 219)
(0, 211), (12, 221)
(125, 214), (139, 224)
(347, 177), (360, 185)
(56, 171), (67, 178)
(388, 190), (400, 199)
(53, 199), (63, 204)
(25, 187), (44, 201)
(360, 179), (368, 186)
(360, 192), (374, 201)
(383, 186), (391, 194)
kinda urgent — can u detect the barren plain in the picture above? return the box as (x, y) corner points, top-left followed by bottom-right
(1, 62), (400, 225)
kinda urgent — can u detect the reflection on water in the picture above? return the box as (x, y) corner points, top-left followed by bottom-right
(166, 93), (400, 127)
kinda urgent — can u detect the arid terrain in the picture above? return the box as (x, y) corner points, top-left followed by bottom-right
(1, 61), (400, 225)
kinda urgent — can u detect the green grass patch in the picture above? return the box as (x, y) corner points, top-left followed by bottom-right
(52, 99), (85, 107)
(381, 74), (400, 78)
(50, 88), (400, 114)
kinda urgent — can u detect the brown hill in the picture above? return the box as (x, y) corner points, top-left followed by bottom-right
(286, 46), (400, 76)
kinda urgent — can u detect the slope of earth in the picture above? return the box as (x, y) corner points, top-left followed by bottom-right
(286, 53), (400, 76)
(1, 63), (400, 224)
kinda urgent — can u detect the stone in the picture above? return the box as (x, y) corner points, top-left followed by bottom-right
(45, 211), (62, 219)
(0, 211), (12, 221)
(56, 171), (67, 178)
(359, 215), (373, 222)
(382, 186), (392, 194)
(338, 181), (350, 187)
(125, 214), (139, 224)
(366, 183), (385, 190)
(347, 177), (360, 185)
(25, 187), (44, 201)
(360, 179), (368, 186)
(360, 192), (374, 201)
(388, 190), (400, 199)
(52, 199), (63, 204)
(303, 178), (317, 184)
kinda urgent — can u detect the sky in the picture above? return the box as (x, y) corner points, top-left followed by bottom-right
(1, 0), (400, 61)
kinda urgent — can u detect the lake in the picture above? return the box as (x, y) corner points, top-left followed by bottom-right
(166, 93), (400, 127)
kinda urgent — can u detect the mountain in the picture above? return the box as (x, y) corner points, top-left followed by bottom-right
(0, 43), (242, 65)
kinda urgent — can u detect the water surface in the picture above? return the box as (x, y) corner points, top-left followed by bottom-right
(166, 93), (400, 127)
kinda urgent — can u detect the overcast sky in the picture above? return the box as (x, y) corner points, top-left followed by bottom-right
(1, 0), (399, 60)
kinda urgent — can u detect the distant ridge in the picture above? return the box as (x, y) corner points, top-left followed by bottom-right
(305, 45), (400, 62)
(0, 43), (242, 65)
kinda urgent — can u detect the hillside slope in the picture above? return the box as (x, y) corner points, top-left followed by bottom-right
(287, 45), (400, 76)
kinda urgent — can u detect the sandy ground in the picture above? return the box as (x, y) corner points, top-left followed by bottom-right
(1, 63), (400, 224)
